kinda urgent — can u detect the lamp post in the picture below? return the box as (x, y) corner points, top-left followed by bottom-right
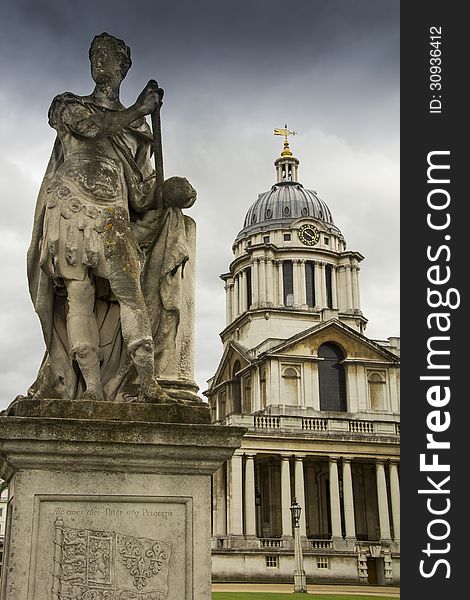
(290, 497), (308, 593)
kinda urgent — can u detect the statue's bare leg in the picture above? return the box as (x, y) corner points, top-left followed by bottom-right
(109, 274), (173, 403)
(65, 278), (104, 401)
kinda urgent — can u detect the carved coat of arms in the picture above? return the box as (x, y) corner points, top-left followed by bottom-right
(52, 518), (172, 600)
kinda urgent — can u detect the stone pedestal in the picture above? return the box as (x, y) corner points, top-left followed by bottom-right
(0, 400), (245, 600)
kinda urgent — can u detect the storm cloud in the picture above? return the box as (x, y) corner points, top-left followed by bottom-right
(0, 0), (399, 408)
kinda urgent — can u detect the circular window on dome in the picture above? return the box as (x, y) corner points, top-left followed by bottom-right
(252, 213), (257, 223)
(283, 206), (291, 216)
(265, 208), (273, 219)
(301, 207), (308, 216)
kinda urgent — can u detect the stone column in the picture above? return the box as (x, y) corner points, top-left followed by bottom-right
(266, 258), (274, 306)
(345, 265), (353, 310)
(389, 461), (400, 542)
(213, 465), (227, 535)
(376, 460), (392, 541)
(230, 454), (243, 535)
(298, 260), (307, 307)
(233, 275), (239, 318)
(329, 458), (342, 539)
(225, 284), (233, 325)
(389, 369), (400, 413)
(269, 359), (280, 405)
(294, 456), (307, 536)
(331, 266), (338, 309)
(337, 265), (346, 311)
(352, 266), (361, 311)
(342, 459), (356, 539)
(252, 366), (261, 412)
(292, 259), (300, 307)
(252, 258), (259, 308)
(277, 260), (284, 306)
(281, 456), (292, 536)
(314, 261), (324, 309)
(244, 454), (256, 536)
(259, 259), (266, 306)
(272, 260), (279, 306)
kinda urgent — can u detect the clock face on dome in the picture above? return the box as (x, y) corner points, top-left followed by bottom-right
(298, 224), (320, 246)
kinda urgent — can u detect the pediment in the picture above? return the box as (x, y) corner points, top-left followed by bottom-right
(209, 341), (252, 389)
(266, 319), (399, 364)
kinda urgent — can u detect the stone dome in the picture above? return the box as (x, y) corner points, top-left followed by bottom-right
(236, 181), (340, 241)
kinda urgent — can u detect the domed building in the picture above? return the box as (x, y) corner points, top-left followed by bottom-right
(206, 133), (400, 586)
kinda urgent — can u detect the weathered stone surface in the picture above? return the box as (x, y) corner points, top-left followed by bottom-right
(4, 397), (210, 424)
(27, 32), (198, 405)
(0, 415), (246, 599)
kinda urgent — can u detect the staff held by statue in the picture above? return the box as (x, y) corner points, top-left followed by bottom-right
(148, 79), (165, 208)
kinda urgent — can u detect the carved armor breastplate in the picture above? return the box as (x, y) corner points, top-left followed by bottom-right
(54, 153), (124, 203)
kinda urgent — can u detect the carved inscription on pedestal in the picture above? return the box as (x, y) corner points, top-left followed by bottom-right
(52, 518), (172, 600)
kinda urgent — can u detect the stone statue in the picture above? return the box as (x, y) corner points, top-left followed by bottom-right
(27, 33), (198, 404)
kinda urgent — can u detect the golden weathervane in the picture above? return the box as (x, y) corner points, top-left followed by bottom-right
(274, 123), (297, 157)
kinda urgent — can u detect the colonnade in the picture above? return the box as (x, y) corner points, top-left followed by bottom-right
(214, 454), (399, 544)
(226, 258), (361, 323)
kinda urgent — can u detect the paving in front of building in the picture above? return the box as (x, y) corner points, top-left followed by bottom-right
(213, 583), (400, 596)
(206, 135), (400, 586)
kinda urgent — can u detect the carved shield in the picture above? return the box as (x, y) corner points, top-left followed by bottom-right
(53, 519), (171, 600)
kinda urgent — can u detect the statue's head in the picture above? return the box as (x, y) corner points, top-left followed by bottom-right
(89, 32), (132, 85)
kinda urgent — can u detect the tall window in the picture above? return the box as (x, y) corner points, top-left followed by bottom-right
(318, 343), (346, 411)
(305, 261), (316, 307)
(283, 261), (294, 306)
(325, 264), (333, 308)
(246, 267), (252, 309)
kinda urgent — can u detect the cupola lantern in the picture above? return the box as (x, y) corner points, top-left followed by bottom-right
(274, 124), (299, 183)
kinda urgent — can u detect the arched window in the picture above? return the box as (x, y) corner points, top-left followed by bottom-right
(282, 366), (300, 406)
(368, 372), (386, 410)
(318, 343), (346, 411)
(232, 360), (241, 414)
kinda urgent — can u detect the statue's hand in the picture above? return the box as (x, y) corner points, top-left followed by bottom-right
(135, 80), (164, 115)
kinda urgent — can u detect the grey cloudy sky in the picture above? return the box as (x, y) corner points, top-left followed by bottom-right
(0, 0), (399, 409)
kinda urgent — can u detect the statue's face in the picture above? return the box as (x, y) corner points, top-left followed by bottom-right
(90, 40), (126, 86)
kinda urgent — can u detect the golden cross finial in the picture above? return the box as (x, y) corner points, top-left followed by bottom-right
(274, 123), (297, 157)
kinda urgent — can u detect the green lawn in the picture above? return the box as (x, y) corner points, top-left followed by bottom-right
(213, 595), (398, 600)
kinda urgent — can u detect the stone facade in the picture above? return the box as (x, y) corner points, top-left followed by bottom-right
(206, 140), (400, 585)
